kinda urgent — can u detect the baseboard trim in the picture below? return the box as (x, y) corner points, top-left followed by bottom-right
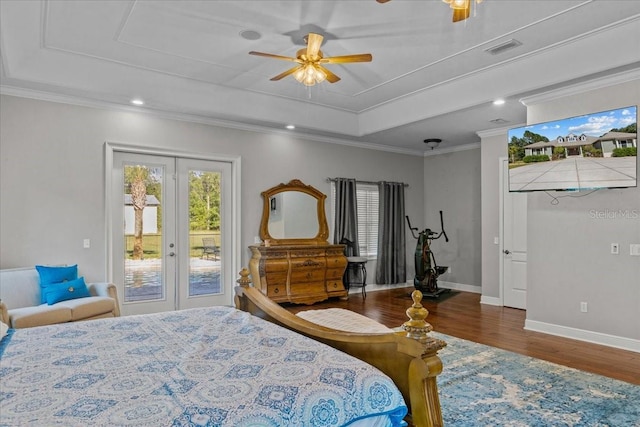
(437, 281), (481, 294)
(525, 319), (640, 353)
(480, 295), (503, 306)
(363, 280), (481, 296)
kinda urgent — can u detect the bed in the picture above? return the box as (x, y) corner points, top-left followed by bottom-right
(0, 270), (446, 427)
(234, 269), (447, 427)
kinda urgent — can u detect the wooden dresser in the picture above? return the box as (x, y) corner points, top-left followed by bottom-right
(249, 244), (348, 305)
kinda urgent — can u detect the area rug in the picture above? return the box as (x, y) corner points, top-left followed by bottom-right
(432, 332), (640, 426)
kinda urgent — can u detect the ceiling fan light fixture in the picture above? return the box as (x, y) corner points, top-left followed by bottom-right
(442, 0), (482, 21)
(293, 64), (327, 86)
(445, 0), (469, 10)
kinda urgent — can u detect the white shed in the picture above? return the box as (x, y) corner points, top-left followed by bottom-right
(124, 194), (160, 234)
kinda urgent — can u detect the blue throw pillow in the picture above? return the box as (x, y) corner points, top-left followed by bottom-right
(44, 277), (91, 305)
(36, 264), (78, 304)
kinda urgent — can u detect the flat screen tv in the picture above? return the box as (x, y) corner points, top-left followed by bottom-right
(507, 105), (637, 192)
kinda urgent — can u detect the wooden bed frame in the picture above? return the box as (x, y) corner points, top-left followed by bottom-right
(234, 268), (447, 427)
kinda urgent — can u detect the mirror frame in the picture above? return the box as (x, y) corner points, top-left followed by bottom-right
(259, 179), (329, 246)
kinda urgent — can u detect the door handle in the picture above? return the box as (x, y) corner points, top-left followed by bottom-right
(169, 252), (175, 257)
(503, 249), (511, 255)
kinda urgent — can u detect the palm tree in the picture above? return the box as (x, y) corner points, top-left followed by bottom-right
(129, 167), (148, 260)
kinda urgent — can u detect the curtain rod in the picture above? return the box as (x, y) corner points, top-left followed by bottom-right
(326, 178), (409, 187)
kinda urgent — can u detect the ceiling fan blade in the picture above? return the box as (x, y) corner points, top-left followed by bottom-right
(270, 65), (302, 81)
(318, 65), (341, 83)
(306, 33), (324, 60)
(320, 54), (373, 64)
(249, 51), (302, 63)
(376, 0), (391, 3)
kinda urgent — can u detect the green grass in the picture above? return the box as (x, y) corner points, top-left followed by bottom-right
(125, 231), (220, 259)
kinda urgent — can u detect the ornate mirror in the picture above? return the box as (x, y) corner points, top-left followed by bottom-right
(258, 179), (329, 246)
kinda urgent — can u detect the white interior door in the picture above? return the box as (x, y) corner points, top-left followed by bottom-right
(501, 158), (528, 309)
(111, 152), (234, 315)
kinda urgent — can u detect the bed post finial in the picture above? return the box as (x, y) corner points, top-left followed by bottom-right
(402, 290), (433, 343)
(236, 268), (252, 288)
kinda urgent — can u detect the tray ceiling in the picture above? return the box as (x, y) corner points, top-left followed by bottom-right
(1, 0), (639, 154)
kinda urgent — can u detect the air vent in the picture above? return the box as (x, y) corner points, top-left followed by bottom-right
(485, 39), (522, 55)
(490, 118), (510, 124)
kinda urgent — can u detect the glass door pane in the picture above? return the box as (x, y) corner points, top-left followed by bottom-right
(177, 158), (233, 308)
(112, 152), (176, 315)
(123, 164), (165, 302)
(188, 170), (222, 297)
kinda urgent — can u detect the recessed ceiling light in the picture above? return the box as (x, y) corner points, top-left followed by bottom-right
(131, 99), (144, 106)
(285, 125), (295, 130)
(493, 99), (505, 106)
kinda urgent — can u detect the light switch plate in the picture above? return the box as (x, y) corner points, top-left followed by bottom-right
(630, 244), (640, 256)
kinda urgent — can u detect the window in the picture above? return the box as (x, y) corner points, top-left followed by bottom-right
(331, 183), (379, 258)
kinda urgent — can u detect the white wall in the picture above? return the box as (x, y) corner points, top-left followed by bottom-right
(524, 78), (640, 350)
(0, 95), (425, 284)
(423, 148), (482, 291)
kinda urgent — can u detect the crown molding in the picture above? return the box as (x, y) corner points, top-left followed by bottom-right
(520, 68), (640, 106)
(476, 124), (525, 139)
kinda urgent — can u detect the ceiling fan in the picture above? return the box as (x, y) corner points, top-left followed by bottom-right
(377, 0), (483, 23)
(249, 33), (372, 86)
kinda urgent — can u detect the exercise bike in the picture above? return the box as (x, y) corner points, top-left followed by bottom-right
(406, 211), (450, 297)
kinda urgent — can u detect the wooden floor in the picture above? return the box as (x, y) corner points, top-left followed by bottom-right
(284, 287), (640, 385)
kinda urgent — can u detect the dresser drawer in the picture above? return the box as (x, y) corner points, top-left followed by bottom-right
(290, 281), (326, 296)
(290, 268), (325, 283)
(326, 256), (347, 269)
(263, 259), (289, 272)
(289, 249), (325, 259)
(267, 284), (286, 298)
(265, 271), (287, 285)
(325, 268), (345, 281)
(326, 280), (344, 293)
(290, 258), (326, 270)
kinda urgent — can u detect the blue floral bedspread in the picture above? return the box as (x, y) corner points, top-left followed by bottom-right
(0, 307), (407, 426)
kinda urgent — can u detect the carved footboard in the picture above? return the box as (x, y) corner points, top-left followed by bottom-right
(234, 269), (446, 427)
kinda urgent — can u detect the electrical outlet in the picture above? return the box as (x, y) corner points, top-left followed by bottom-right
(611, 243), (619, 255)
(630, 244), (640, 256)
(580, 302), (588, 313)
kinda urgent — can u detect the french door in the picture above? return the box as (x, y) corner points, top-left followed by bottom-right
(111, 151), (233, 316)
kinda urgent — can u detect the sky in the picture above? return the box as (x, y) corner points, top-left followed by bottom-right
(508, 105), (637, 142)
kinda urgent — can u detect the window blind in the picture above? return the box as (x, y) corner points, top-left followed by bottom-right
(331, 183), (379, 258)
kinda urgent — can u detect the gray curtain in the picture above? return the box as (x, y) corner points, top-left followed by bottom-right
(376, 182), (406, 284)
(333, 178), (360, 256)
